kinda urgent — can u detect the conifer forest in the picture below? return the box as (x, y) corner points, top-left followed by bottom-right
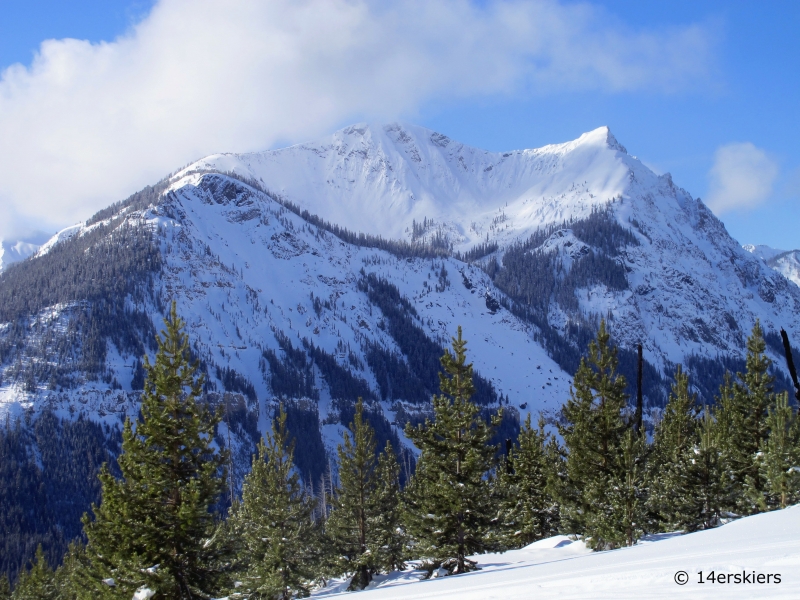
(2, 301), (798, 599)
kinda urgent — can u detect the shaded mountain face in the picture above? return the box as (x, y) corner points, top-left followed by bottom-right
(0, 124), (798, 576)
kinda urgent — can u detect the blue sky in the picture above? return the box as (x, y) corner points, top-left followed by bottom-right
(0, 0), (797, 249)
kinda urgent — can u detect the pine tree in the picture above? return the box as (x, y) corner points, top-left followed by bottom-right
(758, 393), (800, 510)
(404, 327), (499, 574)
(12, 545), (57, 600)
(605, 428), (649, 547)
(692, 410), (735, 529)
(495, 414), (558, 549)
(557, 320), (641, 549)
(326, 399), (379, 590)
(716, 321), (778, 514)
(648, 365), (702, 531)
(78, 301), (227, 599)
(228, 404), (318, 599)
(0, 575), (10, 600)
(369, 441), (407, 573)
(52, 542), (88, 600)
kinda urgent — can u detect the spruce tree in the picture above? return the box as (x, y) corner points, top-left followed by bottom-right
(557, 320), (641, 549)
(79, 301), (227, 599)
(52, 542), (88, 600)
(11, 545), (57, 600)
(495, 414), (558, 549)
(404, 327), (499, 574)
(716, 321), (778, 514)
(227, 404), (318, 599)
(605, 428), (649, 547)
(693, 410), (735, 529)
(326, 399), (379, 590)
(369, 441), (407, 573)
(648, 365), (702, 531)
(758, 393), (800, 509)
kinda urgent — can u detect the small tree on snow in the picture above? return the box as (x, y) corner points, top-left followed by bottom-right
(326, 399), (379, 591)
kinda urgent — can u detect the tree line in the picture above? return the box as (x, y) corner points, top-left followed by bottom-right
(3, 307), (798, 599)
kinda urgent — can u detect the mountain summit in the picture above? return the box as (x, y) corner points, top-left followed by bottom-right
(182, 123), (636, 250)
(172, 123), (800, 369)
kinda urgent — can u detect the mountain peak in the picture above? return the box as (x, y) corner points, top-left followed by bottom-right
(0, 231), (52, 272)
(572, 126), (627, 154)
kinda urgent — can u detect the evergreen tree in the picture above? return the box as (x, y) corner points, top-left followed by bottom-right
(495, 414), (558, 549)
(369, 441), (407, 574)
(648, 365), (702, 531)
(326, 399), (379, 590)
(0, 574), (9, 600)
(51, 543), (87, 600)
(78, 301), (227, 599)
(716, 321), (777, 514)
(557, 320), (642, 549)
(758, 393), (800, 510)
(605, 428), (649, 547)
(12, 545), (57, 600)
(227, 404), (318, 599)
(404, 327), (499, 574)
(692, 410), (735, 529)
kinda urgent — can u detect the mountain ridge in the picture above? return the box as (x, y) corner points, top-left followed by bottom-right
(744, 243), (800, 288)
(2, 122), (799, 579)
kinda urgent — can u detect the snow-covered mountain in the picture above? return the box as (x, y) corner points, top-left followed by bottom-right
(743, 243), (785, 262)
(185, 123), (631, 251)
(1, 123), (799, 558)
(0, 231), (51, 271)
(4, 122), (799, 428)
(183, 123), (800, 370)
(744, 244), (800, 288)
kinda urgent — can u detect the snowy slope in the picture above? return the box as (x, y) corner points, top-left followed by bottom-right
(313, 505), (800, 599)
(745, 244), (800, 288)
(4, 124), (799, 441)
(183, 123), (629, 251)
(153, 173), (570, 428)
(0, 231), (51, 272)
(0, 171), (572, 470)
(743, 244), (786, 262)
(181, 123), (800, 371)
(771, 251), (800, 288)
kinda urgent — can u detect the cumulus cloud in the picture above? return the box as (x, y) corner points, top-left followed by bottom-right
(0, 0), (717, 237)
(707, 142), (779, 214)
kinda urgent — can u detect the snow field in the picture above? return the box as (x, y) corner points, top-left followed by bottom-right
(313, 504), (800, 599)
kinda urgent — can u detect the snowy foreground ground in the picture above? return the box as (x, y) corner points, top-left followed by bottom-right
(314, 505), (800, 599)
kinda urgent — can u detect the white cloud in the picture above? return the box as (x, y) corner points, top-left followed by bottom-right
(707, 142), (779, 214)
(0, 0), (716, 237)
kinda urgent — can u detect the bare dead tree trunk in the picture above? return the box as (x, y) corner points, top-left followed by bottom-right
(635, 344), (643, 435)
(780, 329), (800, 402)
